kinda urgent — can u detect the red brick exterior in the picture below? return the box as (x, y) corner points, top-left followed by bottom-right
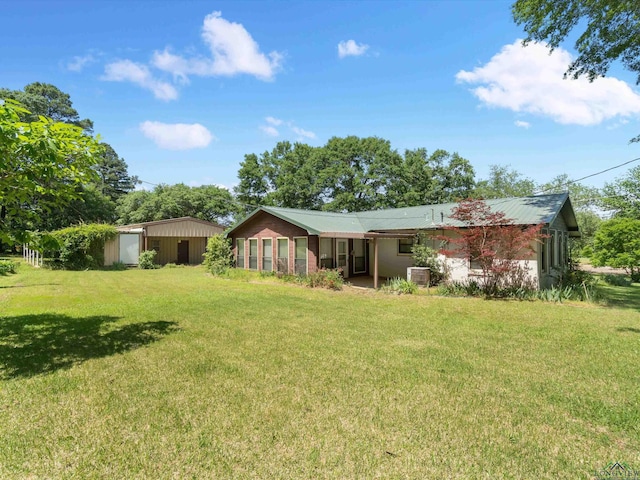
(228, 211), (319, 274)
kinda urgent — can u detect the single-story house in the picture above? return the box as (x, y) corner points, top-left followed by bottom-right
(104, 217), (224, 266)
(225, 193), (579, 288)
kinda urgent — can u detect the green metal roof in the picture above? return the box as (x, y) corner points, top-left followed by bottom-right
(227, 193), (579, 237)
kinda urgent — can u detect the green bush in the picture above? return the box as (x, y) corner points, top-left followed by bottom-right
(49, 224), (118, 270)
(109, 261), (127, 271)
(382, 277), (418, 295)
(303, 269), (344, 290)
(0, 259), (18, 275)
(437, 280), (484, 297)
(411, 238), (446, 285)
(602, 274), (631, 287)
(203, 235), (233, 275)
(138, 250), (158, 269)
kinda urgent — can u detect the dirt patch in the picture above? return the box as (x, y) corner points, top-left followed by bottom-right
(578, 264), (627, 275)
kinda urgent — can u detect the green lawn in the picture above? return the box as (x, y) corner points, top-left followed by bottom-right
(1, 264), (639, 479)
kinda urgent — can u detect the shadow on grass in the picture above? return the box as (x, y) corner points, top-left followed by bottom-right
(0, 284), (60, 289)
(0, 314), (179, 379)
(617, 327), (640, 334)
(600, 283), (640, 312)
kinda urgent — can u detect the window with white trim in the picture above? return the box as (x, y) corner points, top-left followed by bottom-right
(262, 238), (272, 271)
(236, 239), (245, 269)
(277, 238), (289, 273)
(294, 237), (307, 275)
(249, 239), (258, 270)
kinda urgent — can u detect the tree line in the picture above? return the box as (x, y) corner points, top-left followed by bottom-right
(3, 81), (640, 268)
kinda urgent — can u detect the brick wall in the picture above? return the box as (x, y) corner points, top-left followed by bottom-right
(229, 211), (318, 274)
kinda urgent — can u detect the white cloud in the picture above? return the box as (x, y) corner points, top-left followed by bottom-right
(139, 121), (214, 150)
(291, 126), (316, 139)
(456, 40), (640, 126)
(265, 116), (283, 126)
(152, 11), (282, 82)
(338, 40), (369, 59)
(67, 54), (95, 72)
(103, 60), (178, 101)
(260, 125), (280, 137)
(514, 120), (531, 129)
(259, 116), (316, 140)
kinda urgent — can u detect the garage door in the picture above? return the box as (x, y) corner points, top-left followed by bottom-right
(119, 234), (140, 264)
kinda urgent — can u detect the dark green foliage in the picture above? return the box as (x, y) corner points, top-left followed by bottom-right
(411, 235), (446, 285)
(602, 274), (632, 287)
(0, 82), (93, 131)
(0, 259), (17, 275)
(203, 235), (234, 275)
(138, 250), (158, 270)
(474, 165), (536, 199)
(49, 224), (117, 270)
(117, 184), (238, 226)
(591, 217), (640, 278)
(303, 269), (344, 290)
(234, 138), (475, 213)
(109, 261), (127, 271)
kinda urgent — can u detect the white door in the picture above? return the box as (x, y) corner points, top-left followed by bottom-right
(119, 234), (140, 264)
(337, 239), (348, 278)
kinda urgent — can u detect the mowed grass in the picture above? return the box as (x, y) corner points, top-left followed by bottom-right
(0, 264), (639, 479)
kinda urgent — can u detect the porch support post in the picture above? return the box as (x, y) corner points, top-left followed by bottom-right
(373, 238), (379, 289)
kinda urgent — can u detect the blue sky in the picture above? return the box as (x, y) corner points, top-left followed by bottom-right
(3, 0), (639, 192)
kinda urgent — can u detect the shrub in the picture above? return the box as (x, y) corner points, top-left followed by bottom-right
(109, 261), (127, 271)
(382, 277), (418, 295)
(411, 238), (446, 285)
(437, 280), (483, 297)
(138, 250), (158, 269)
(0, 259), (18, 275)
(49, 224), (118, 270)
(602, 273), (631, 287)
(303, 269), (344, 290)
(203, 235), (233, 275)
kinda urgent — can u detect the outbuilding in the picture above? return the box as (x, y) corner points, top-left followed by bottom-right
(104, 217), (224, 266)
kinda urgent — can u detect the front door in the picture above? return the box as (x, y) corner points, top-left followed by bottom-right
(337, 239), (349, 278)
(177, 240), (189, 264)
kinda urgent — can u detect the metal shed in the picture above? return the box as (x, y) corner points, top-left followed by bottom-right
(104, 217), (224, 266)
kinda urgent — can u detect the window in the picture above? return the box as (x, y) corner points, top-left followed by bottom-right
(151, 239), (160, 253)
(549, 230), (557, 268)
(398, 238), (413, 255)
(541, 229), (548, 273)
(277, 238), (289, 273)
(249, 239), (258, 270)
(236, 239), (245, 268)
(319, 238), (333, 269)
(294, 237), (307, 275)
(262, 238), (272, 271)
(353, 239), (366, 273)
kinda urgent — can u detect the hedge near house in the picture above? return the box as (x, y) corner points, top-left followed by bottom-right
(50, 224), (117, 270)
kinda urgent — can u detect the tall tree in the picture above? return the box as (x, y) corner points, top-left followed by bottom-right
(0, 82), (93, 132)
(474, 165), (535, 199)
(0, 100), (101, 243)
(95, 143), (139, 202)
(116, 184), (240, 226)
(320, 136), (404, 212)
(591, 217), (640, 280)
(600, 165), (640, 218)
(234, 142), (325, 212)
(389, 148), (475, 207)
